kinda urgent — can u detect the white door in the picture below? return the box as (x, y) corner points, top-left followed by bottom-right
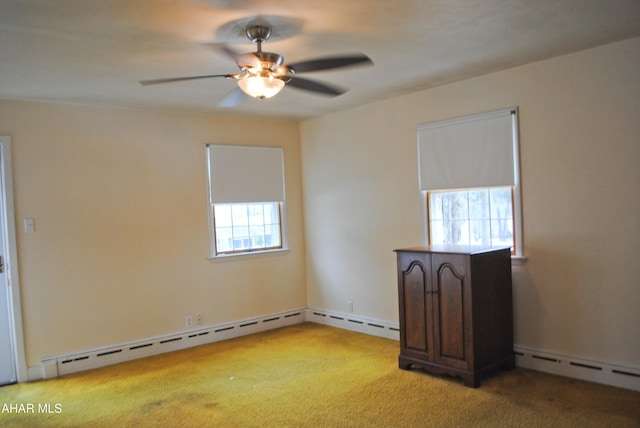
(0, 254), (15, 385)
(0, 144), (16, 385)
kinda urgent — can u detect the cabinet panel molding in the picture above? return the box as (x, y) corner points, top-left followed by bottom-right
(402, 261), (428, 352)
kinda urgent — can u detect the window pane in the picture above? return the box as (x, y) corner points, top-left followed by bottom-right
(214, 204), (232, 227)
(446, 191), (468, 220)
(216, 226), (233, 240)
(429, 220), (446, 245)
(442, 220), (468, 245)
(265, 224), (281, 247)
(469, 220), (491, 246)
(468, 189), (489, 220)
(263, 203), (277, 224)
(430, 191), (468, 222)
(248, 204), (264, 225)
(212, 202), (282, 255)
(490, 188), (512, 219)
(429, 193), (444, 220)
(232, 225), (249, 240)
(216, 226), (233, 253)
(232, 205), (248, 225)
(428, 187), (514, 251)
(491, 219), (513, 245)
(249, 225), (265, 248)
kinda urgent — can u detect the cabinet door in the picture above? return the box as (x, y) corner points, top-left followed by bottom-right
(398, 253), (433, 360)
(431, 254), (469, 369)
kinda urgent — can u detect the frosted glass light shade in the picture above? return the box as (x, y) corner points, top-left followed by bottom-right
(238, 74), (285, 99)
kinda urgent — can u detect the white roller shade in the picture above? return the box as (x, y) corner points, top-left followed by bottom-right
(208, 145), (285, 203)
(418, 109), (516, 191)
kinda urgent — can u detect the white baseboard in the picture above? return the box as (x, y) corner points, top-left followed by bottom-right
(32, 308), (639, 392)
(37, 309), (306, 379)
(305, 308), (400, 340)
(514, 345), (640, 392)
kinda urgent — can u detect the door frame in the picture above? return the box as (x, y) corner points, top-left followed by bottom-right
(0, 136), (27, 382)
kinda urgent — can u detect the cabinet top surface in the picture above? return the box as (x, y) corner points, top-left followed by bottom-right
(394, 244), (511, 255)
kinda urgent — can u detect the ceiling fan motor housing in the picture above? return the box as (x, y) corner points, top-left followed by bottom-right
(246, 25), (272, 43)
(255, 52), (284, 71)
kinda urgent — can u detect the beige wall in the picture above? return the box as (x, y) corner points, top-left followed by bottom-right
(0, 101), (306, 366)
(300, 37), (640, 367)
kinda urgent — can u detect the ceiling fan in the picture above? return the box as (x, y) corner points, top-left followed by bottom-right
(140, 24), (373, 107)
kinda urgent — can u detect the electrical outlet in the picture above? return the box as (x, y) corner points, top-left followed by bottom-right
(347, 300), (354, 313)
(185, 315), (193, 328)
(196, 314), (203, 325)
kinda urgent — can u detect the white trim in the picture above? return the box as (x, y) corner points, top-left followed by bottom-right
(510, 255), (527, 266)
(38, 309), (306, 379)
(511, 108), (525, 258)
(29, 305), (638, 392)
(514, 345), (640, 392)
(0, 137), (27, 383)
(305, 308), (400, 341)
(208, 248), (291, 261)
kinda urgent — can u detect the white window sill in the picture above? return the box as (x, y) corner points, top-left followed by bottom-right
(208, 248), (291, 262)
(511, 255), (527, 266)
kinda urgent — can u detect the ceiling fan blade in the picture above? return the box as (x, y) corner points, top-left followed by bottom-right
(286, 77), (346, 96)
(287, 53), (373, 73)
(205, 43), (261, 68)
(205, 43), (241, 62)
(217, 87), (247, 108)
(140, 74), (231, 86)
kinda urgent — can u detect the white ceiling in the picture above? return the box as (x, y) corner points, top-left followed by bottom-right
(1, 0), (639, 120)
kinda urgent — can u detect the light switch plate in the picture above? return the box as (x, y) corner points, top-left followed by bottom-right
(24, 218), (35, 233)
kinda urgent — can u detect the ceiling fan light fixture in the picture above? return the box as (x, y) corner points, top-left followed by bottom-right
(140, 23), (373, 107)
(237, 69), (285, 99)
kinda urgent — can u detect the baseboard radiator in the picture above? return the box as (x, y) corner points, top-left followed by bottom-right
(306, 308), (400, 341)
(38, 308), (639, 392)
(514, 345), (640, 392)
(40, 309), (306, 379)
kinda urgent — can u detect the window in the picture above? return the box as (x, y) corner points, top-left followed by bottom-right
(428, 187), (514, 248)
(206, 145), (286, 257)
(418, 108), (523, 257)
(213, 203), (282, 254)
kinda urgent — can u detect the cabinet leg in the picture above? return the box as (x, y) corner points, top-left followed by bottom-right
(504, 355), (516, 370)
(463, 375), (480, 388)
(398, 356), (412, 370)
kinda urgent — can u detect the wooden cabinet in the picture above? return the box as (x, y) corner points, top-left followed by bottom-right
(395, 245), (514, 387)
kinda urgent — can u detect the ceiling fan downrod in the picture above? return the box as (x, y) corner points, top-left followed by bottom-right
(246, 25), (272, 53)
